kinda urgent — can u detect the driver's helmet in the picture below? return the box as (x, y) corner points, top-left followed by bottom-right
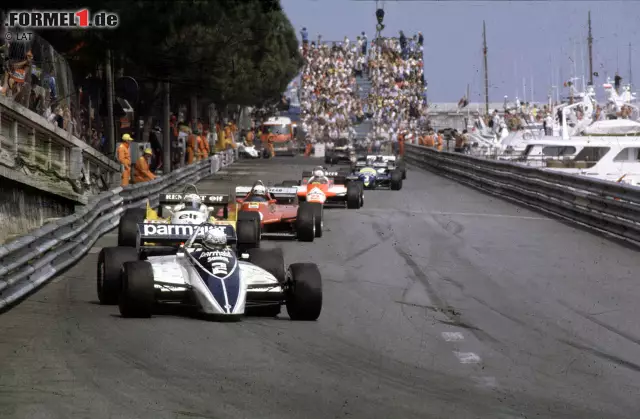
(184, 193), (202, 210)
(202, 228), (227, 249)
(312, 166), (325, 178)
(252, 184), (267, 196)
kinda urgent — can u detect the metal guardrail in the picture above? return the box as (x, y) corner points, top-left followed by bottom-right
(0, 149), (236, 309)
(404, 143), (640, 246)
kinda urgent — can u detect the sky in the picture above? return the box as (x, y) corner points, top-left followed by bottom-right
(280, 0), (640, 103)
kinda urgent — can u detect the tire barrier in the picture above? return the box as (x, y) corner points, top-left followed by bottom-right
(0, 150), (236, 310)
(405, 143), (640, 246)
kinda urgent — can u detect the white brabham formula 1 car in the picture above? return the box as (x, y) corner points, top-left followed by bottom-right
(97, 222), (322, 320)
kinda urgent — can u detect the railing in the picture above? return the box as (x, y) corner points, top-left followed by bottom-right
(404, 143), (640, 246)
(0, 150), (235, 310)
(0, 94), (121, 202)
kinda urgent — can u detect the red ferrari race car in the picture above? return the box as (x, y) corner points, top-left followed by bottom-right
(289, 167), (363, 209)
(235, 181), (323, 241)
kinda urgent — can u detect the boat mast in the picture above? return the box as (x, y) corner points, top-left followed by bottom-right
(588, 10), (594, 86)
(629, 42), (633, 87)
(483, 21), (489, 115)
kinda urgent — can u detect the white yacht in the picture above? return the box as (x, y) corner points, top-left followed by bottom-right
(536, 138), (640, 186)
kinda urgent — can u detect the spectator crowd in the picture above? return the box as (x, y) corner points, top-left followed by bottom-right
(362, 31), (432, 154)
(298, 29), (373, 153)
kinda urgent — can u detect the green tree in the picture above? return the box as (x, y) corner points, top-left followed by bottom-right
(5, 0), (302, 108)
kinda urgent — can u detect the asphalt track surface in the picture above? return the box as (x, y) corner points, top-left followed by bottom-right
(2, 156), (640, 419)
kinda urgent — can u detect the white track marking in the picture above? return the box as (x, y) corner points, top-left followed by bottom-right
(430, 211), (548, 220)
(454, 352), (481, 364)
(472, 376), (497, 388)
(362, 208), (548, 220)
(441, 332), (465, 342)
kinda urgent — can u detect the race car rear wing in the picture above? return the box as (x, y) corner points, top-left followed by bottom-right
(137, 222), (237, 246)
(301, 171), (349, 185)
(235, 186), (298, 204)
(159, 193), (229, 206)
(366, 155), (396, 162)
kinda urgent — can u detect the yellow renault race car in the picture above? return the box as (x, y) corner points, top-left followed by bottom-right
(116, 184), (261, 250)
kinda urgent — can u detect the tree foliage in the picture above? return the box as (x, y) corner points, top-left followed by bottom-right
(10, 0), (302, 107)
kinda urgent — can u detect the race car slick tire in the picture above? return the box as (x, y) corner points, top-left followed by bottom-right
(296, 202), (316, 242)
(397, 160), (407, 179)
(237, 211), (261, 250)
(307, 202), (323, 237)
(346, 183), (362, 209)
(248, 248), (286, 283)
(119, 261), (155, 318)
(286, 263), (323, 321)
(355, 181), (365, 207)
(390, 170), (403, 191)
(97, 246), (139, 305)
(118, 208), (146, 247)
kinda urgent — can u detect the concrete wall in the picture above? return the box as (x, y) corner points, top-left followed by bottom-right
(0, 176), (73, 244)
(0, 92), (123, 241)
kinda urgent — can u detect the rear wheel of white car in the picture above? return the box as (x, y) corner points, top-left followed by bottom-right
(296, 202), (316, 242)
(397, 161), (407, 179)
(286, 263), (323, 321)
(119, 261), (155, 318)
(237, 211), (261, 250)
(346, 183), (361, 209)
(117, 208), (146, 247)
(97, 247), (138, 305)
(390, 170), (403, 191)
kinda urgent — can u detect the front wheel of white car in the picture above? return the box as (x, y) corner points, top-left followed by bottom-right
(119, 261), (155, 318)
(286, 263), (323, 321)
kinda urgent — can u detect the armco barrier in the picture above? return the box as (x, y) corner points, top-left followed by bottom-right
(404, 143), (640, 246)
(0, 150), (235, 309)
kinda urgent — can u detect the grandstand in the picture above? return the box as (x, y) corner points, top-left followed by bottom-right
(298, 37), (366, 143)
(363, 34), (428, 143)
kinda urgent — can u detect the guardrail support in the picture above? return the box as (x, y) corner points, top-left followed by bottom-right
(29, 128), (36, 163)
(69, 147), (83, 181)
(46, 137), (52, 169)
(11, 120), (18, 157)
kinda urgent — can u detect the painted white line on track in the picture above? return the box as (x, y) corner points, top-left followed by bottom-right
(430, 211), (548, 220)
(363, 208), (548, 221)
(441, 332), (465, 342)
(454, 352), (481, 364)
(472, 376), (497, 388)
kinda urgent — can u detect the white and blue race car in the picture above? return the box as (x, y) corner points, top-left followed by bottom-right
(347, 155), (403, 190)
(97, 222), (322, 320)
